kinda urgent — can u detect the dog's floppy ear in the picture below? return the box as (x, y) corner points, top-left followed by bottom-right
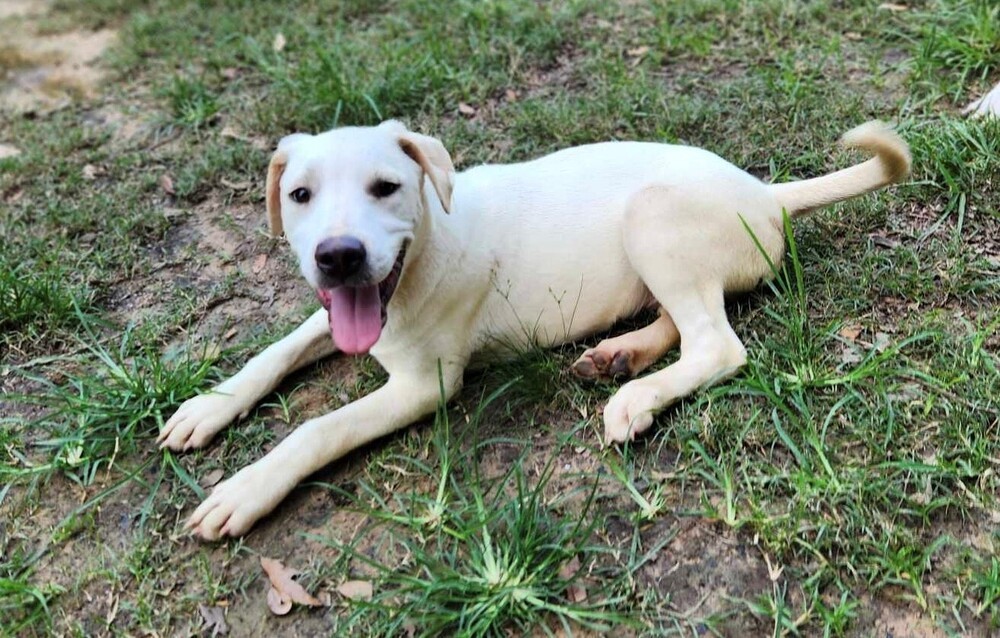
(397, 129), (455, 213)
(265, 134), (310, 237)
(265, 150), (287, 237)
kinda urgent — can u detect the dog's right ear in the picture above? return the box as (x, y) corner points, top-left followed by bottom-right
(265, 134), (310, 237)
(265, 150), (287, 237)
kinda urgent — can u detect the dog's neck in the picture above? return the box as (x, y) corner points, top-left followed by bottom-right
(386, 177), (463, 322)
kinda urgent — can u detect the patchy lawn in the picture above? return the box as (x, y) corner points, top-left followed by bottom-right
(1, 0), (998, 635)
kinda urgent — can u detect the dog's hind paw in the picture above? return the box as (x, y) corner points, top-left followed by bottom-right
(572, 348), (634, 380)
(158, 392), (246, 451)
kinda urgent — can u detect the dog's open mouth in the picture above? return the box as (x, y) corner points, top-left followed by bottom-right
(315, 245), (407, 355)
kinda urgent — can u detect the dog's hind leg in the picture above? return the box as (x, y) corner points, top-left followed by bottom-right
(603, 186), (749, 444)
(571, 307), (680, 380)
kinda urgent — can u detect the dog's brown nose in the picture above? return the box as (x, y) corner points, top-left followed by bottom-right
(315, 236), (366, 281)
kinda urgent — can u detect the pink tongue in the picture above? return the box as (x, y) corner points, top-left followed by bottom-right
(327, 285), (382, 354)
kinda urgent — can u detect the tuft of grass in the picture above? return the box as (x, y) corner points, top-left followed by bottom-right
(903, 116), (1000, 229)
(161, 74), (220, 130)
(908, 0), (1000, 103)
(0, 253), (92, 349)
(316, 386), (632, 636)
(5, 313), (219, 488)
(0, 572), (62, 637)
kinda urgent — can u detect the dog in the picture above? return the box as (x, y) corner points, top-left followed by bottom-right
(158, 119), (910, 540)
(964, 79), (1000, 118)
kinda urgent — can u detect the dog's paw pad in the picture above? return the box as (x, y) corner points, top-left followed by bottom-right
(608, 351), (633, 378)
(571, 349), (609, 379)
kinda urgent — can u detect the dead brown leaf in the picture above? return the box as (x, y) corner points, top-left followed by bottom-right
(872, 332), (891, 352)
(336, 580), (374, 601)
(505, 88), (518, 102)
(559, 555), (586, 602)
(877, 2), (908, 10)
(105, 590), (119, 625)
(869, 234), (899, 249)
(838, 324), (862, 342)
(559, 555), (581, 580)
(260, 557), (323, 616)
(159, 173), (175, 196)
(221, 177), (251, 191)
(252, 253), (268, 274)
(626, 45), (650, 57)
(0, 143), (21, 159)
(198, 604), (229, 636)
(221, 67), (239, 81)
(273, 32), (287, 52)
(200, 468), (225, 489)
(458, 102), (476, 117)
(82, 164), (105, 180)
(266, 586), (292, 615)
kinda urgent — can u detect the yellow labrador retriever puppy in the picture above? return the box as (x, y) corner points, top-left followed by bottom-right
(160, 120), (909, 540)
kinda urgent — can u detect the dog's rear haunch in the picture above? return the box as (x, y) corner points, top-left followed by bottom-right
(159, 120), (909, 540)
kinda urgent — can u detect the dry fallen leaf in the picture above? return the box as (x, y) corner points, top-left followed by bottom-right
(82, 164), (104, 180)
(877, 2), (908, 10)
(159, 174), (176, 196)
(252, 253), (268, 274)
(559, 555), (586, 602)
(838, 324), (862, 342)
(0, 143), (21, 159)
(872, 332), (891, 352)
(200, 468), (225, 489)
(221, 178), (251, 191)
(260, 557), (323, 616)
(626, 45), (650, 57)
(505, 88), (518, 102)
(458, 102), (476, 117)
(266, 586), (292, 615)
(273, 32), (287, 52)
(336, 580), (374, 601)
(198, 604), (229, 636)
(221, 67), (239, 81)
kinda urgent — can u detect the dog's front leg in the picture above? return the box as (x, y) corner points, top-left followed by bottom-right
(186, 367), (462, 540)
(159, 309), (335, 451)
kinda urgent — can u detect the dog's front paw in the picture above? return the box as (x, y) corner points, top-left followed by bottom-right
(186, 463), (292, 540)
(603, 381), (663, 444)
(159, 392), (247, 451)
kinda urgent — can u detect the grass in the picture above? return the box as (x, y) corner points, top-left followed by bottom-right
(319, 388), (633, 637)
(0, 0), (998, 635)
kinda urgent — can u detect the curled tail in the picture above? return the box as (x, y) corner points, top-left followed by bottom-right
(768, 121), (911, 217)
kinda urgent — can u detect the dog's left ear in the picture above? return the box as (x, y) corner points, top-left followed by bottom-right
(398, 130), (455, 213)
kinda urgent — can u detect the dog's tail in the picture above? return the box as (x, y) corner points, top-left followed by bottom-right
(768, 121), (910, 217)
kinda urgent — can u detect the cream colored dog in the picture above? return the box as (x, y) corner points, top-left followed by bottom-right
(159, 119), (910, 540)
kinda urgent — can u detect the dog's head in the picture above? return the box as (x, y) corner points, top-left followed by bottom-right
(265, 120), (454, 354)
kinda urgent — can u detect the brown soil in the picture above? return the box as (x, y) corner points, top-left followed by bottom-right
(0, 0), (114, 113)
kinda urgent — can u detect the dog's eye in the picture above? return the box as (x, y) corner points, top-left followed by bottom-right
(290, 187), (311, 204)
(370, 180), (400, 199)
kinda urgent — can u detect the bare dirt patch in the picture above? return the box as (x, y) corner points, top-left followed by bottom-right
(0, 0), (115, 113)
